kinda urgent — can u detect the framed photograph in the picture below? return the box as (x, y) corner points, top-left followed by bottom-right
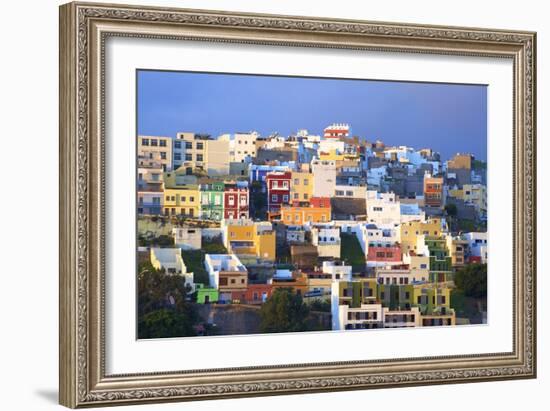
(59, 1), (537, 408)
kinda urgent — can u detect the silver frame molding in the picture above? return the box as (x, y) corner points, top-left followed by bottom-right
(59, 2), (537, 408)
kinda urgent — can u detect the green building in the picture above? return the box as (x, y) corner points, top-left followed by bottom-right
(424, 236), (453, 282)
(195, 283), (219, 304)
(199, 181), (225, 221)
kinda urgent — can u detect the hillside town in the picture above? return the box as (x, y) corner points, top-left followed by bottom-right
(137, 123), (487, 337)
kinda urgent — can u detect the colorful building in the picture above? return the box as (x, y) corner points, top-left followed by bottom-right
(204, 254), (248, 302)
(290, 167), (313, 202)
(280, 197), (331, 225)
(199, 181), (225, 220)
(163, 185), (200, 217)
(223, 181), (249, 219)
(423, 174), (444, 207)
(222, 218), (276, 261)
(195, 284), (219, 304)
(367, 244), (402, 267)
(230, 283), (273, 304)
(400, 218), (442, 253)
(266, 171), (291, 214)
(417, 235), (453, 282)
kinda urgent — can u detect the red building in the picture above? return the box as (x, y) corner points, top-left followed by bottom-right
(266, 171), (291, 214)
(323, 123), (351, 139)
(231, 284), (273, 304)
(367, 245), (402, 266)
(223, 181), (249, 219)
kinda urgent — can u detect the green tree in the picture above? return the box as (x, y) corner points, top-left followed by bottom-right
(445, 203), (458, 218)
(259, 288), (309, 333)
(137, 262), (198, 338)
(138, 309), (197, 339)
(454, 263), (487, 298)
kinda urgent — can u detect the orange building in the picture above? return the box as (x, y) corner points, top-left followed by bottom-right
(423, 175), (444, 208)
(281, 197), (331, 225)
(271, 272), (309, 297)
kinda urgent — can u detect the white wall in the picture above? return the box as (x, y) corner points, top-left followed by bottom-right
(0, 0), (547, 410)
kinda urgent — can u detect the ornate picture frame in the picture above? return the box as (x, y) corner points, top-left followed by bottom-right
(59, 1), (536, 408)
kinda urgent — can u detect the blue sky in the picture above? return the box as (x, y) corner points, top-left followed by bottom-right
(137, 70), (487, 161)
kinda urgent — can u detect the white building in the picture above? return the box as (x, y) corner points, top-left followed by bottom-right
(321, 261), (352, 281)
(311, 159), (336, 197)
(150, 248), (194, 290)
(229, 131), (259, 163)
(366, 166), (388, 187)
(400, 203), (426, 224)
(331, 296), (384, 331)
(353, 223), (399, 256)
(311, 226), (341, 258)
(382, 307), (422, 328)
(319, 139), (345, 155)
(172, 227), (202, 250)
(375, 266), (427, 286)
(461, 232), (488, 263)
(366, 190), (401, 229)
(204, 254), (247, 289)
(286, 225), (306, 244)
(334, 185), (366, 199)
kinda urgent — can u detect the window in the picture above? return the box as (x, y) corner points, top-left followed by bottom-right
(304, 179), (309, 185)
(165, 195), (170, 201)
(228, 195), (235, 206)
(321, 215), (326, 222)
(373, 206), (383, 212)
(219, 277), (228, 286)
(293, 193), (299, 200)
(196, 154), (204, 162)
(196, 142), (204, 150)
(174, 141), (181, 149)
(240, 195), (247, 205)
(185, 153), (192, 161)
(159, 139), (167, 147)
(190, 196), (194, 202)
(185, 142), (192, 149)
(180, 196), (186, 202)
(346, 191), (353, 196)
(160, 152), (167, 160)
(295, 214), (300, 221)
(141, 138), (149, 146)
(174, 153), (181, 161)
(271, 194), (278, 202)
(282, 181), (289, 188)
(294, 178), (300, 185)
(304, 193), (309, 200)
(282, 195), (289, 202)
(151, 139), (158, 146)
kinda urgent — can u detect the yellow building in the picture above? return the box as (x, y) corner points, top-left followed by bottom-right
(448, 184), (487, 215)
(290, 168), (314, 202)
(446, 236), (468, 268)
(222, 219), (276, 261)
(281, 197), (331, 225)
(318, 149), (345, 161)
(163, 186), (200, 217)
(400, 219), (442, 253)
